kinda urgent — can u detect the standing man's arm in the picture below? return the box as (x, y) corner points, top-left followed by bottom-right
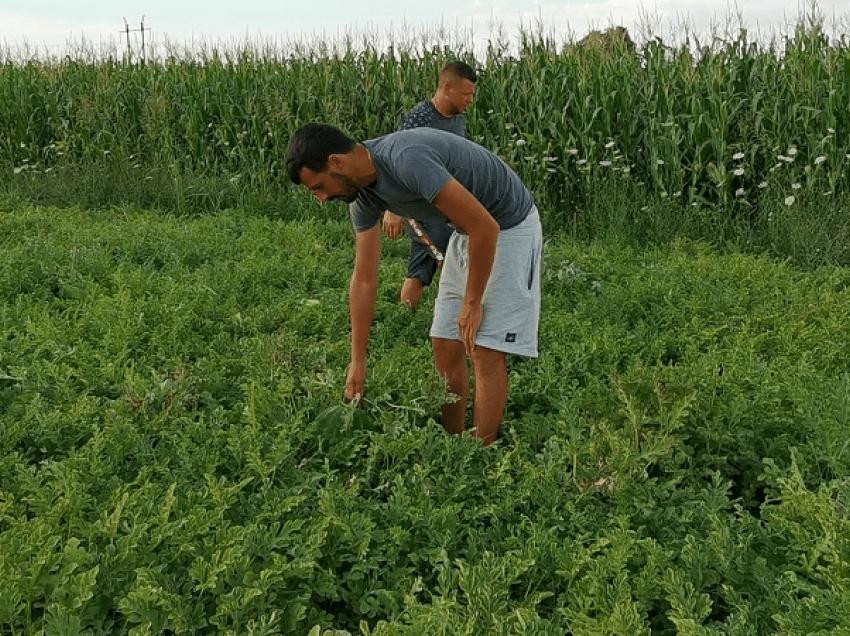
(432, 179), (499, 353)
(346, 224), (382, 401)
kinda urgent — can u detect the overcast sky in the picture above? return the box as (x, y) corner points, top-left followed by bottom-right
(2, 0), (849, 56)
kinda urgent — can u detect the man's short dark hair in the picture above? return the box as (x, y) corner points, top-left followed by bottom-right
(439, 61), (477, 84)
(286, 123), (356, 184)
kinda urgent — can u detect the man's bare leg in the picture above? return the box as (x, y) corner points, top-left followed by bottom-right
(432, 337), (468, 435)
(470, 346), (508, 445)
(401, 277), (425, 310)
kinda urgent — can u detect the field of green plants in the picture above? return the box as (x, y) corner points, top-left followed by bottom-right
(2, 5), (850, 635)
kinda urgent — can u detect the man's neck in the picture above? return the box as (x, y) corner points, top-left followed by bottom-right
(431, 94), (454, 119)
(357, 143), (378, 188)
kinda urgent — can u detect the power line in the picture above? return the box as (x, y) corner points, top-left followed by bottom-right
(121, 16), (152, 62)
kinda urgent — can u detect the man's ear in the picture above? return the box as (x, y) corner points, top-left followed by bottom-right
(327, 153), (346, 173)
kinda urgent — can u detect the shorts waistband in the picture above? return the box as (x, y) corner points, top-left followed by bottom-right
(452, 204), (538, 235)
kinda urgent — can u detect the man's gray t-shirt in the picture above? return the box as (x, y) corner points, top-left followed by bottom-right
(350, 128), (534, 233)
(400, 100), (466, 137)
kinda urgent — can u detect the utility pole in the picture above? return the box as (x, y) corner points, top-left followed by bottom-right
(121, 16), (151, 63)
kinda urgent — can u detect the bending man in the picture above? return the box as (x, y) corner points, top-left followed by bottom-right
(286, 124), (542, 445)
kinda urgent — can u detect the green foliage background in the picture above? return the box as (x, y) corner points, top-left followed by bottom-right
(2, 203), (850, 635)
(1, 7), (849, 265)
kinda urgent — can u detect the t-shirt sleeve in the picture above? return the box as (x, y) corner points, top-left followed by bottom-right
(399, 102), (434, 131)
(349, 197), (384, 233)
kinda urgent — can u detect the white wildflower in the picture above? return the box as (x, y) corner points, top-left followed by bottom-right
(600, 160), (611, 166)
(656, 159), (664, 165)
(787, 147), (797, 156)
(758, 181), (768, 189)
(736, 188), (745, 197)
(605, 141), (615, 148)
(815, 156), (826, 165)
(785, 195), (795, 205)
(733, 168), (744, 176)
(515, 139), (526, 146)
(733, 152), (745, 160)
(577, 159), (587, 165)
(778, 155), (794, 163)
(567, 148), (579, 155)
(791, 183), (801, 190)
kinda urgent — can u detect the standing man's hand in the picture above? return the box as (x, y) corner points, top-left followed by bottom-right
(345, 360), (366, 403)
(382, 211), (404, 240)
(458, 300), (483, 354)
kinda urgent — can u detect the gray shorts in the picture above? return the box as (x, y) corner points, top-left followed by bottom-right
(430, 207), (542, 358)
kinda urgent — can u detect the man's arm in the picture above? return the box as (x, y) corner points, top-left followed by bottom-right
(346, 224), (382, 401)
(432, 179), (499, 353)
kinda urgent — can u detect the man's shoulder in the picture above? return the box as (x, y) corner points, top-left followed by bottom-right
(381, 128), (465, 158)
(406, 100), (436, 116)
(399, 100), (439, 130)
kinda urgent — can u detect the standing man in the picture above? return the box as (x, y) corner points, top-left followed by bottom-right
(383, 61), (478, 310)
(286, 123), (542, 445)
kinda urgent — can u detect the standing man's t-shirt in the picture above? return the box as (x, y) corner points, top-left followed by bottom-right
(400, 100), (466, 137)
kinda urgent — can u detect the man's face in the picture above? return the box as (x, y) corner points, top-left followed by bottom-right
(446, 78), (476, 115)
(298, 164), (360, 204)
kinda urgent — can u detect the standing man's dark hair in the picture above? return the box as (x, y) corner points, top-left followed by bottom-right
(286, 123), (355, 185)
(438, 60), (477, 85)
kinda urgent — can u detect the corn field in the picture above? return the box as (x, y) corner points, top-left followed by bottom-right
(1, 11), (849, 255)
